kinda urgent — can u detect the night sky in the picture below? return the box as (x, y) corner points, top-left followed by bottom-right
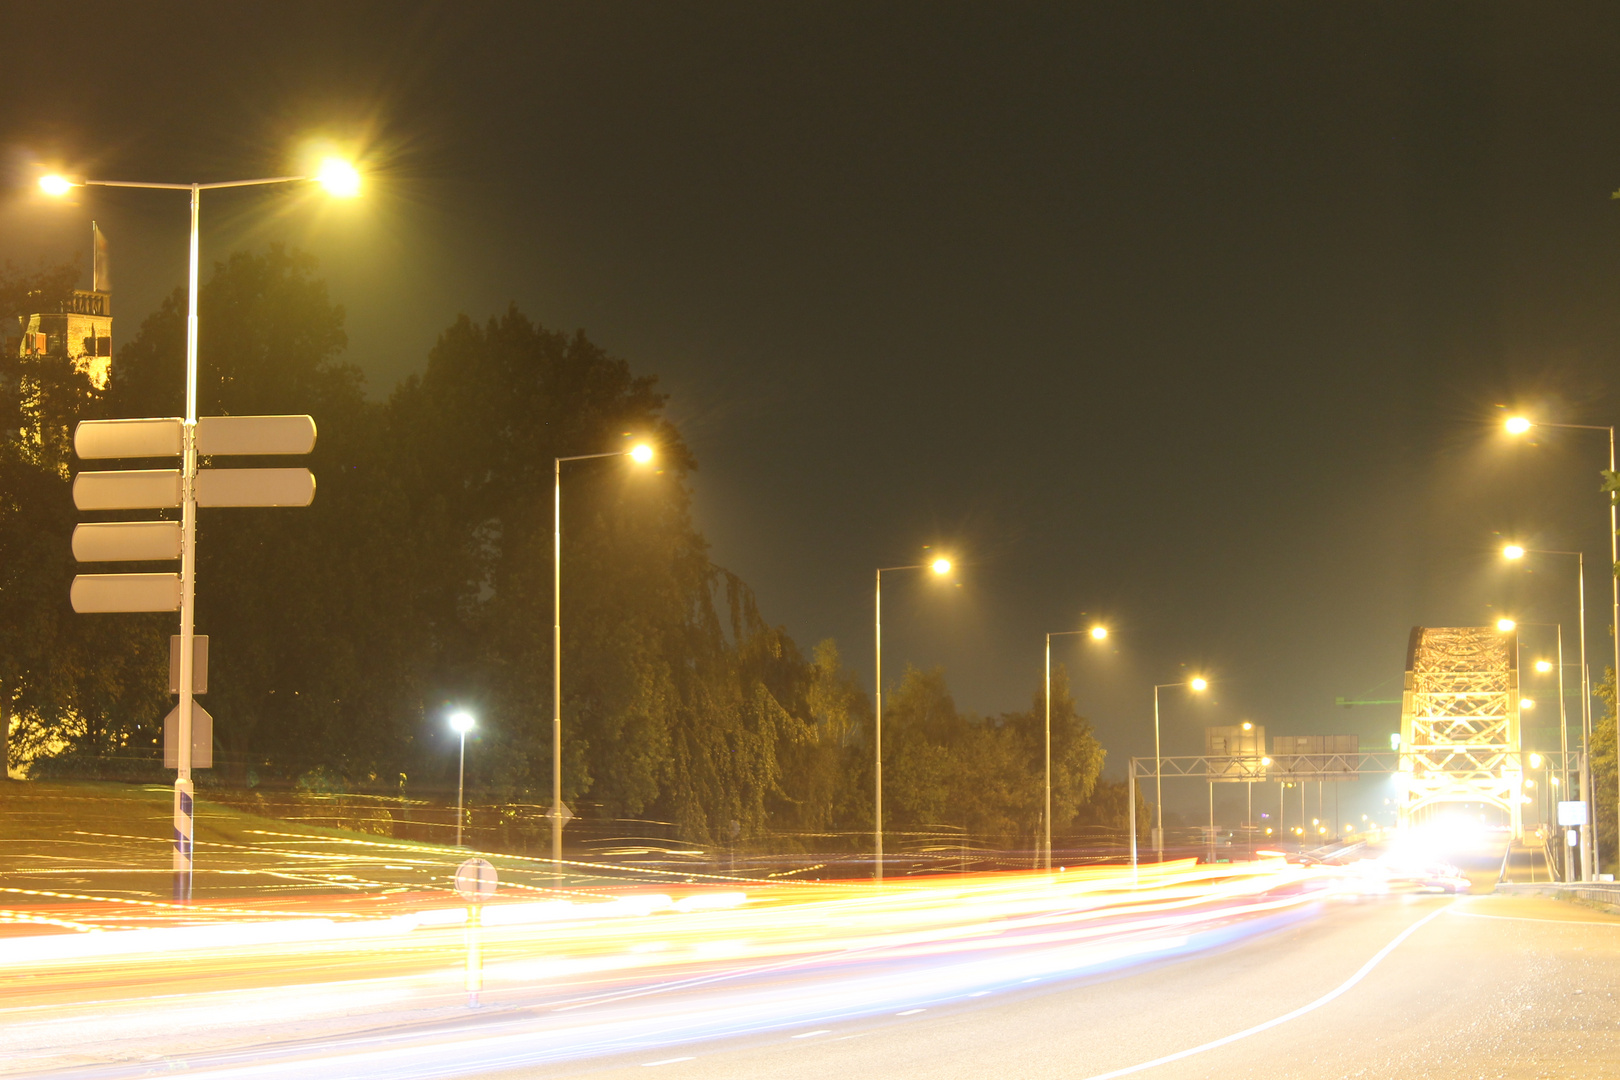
(6, 3), (1620, 821)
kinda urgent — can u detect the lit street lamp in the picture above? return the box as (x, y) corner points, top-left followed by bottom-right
(1502, 543), (1593, 879)
(38, 162), (360, 901)
(553, 443), (655, 877)
(1043, 624), (1108, 870)
(1151, 677), (1207, 858)
(1505, 415), (1618, 876)
(874, 555), (953, 883)
(450, 710), (475, 847)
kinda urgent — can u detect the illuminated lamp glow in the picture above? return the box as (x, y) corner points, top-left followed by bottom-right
(39, 175), (74, 196)
(315, 158), (361, 197)
(1505, 416), (1532, 435)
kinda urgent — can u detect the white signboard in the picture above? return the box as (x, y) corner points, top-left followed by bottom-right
(70, 573), (182, 613)
(163, 703), (213, 769)
(197, 415), (317, 456)
(73, 470), (182, 511)
(72, 521), (182, 562)
(1557, 800), (1588, 827)
(74, 418), (183, 459)
(455, 857), (498, 902)
(196, 468), (315, 507)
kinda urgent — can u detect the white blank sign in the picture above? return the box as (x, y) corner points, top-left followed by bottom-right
(75, 418), (183, 459)
(72, 521), (182, 562)
(71, 573), (182, 613)
(197, 415), (317, 456)
(196, 468), (315, 507)
(73, 470), (182, 511)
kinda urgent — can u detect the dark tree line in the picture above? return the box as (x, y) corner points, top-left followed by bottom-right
(0, 250), (1120, 844)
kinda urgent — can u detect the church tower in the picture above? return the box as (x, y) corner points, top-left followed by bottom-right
(15, 222), (113, 388)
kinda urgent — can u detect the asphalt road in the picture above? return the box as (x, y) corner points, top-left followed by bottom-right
(10, 885), (1616, 1080)
(522, 893), (1619, 1080)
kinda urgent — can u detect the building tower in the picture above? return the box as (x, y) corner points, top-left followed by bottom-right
(14, 222), (112, 388)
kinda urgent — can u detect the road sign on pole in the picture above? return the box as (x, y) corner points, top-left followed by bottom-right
(74, 417), (183, 459)
(1558, 800), (1588, 827)
(196, 467), (315, 507)
(70, 573), (182, 613)
(163, 702), (212, 769)
(196, 414), (316, 456)
(169, 635), (208, 694)
(72, 521), (183, 562)
(72, 470), (182, 510)
(455, 857), (498, 901)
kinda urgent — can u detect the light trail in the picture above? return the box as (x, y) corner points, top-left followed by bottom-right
(0, 858), (1363, 1078)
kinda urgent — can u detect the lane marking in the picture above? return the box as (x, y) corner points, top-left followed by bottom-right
(896, 1008), (925, 1016)
(791, 1030), (831, 1039)
(641, 1057), (695, 1067)
(1450, 910), (1620, 927)
(1076, 901), (1452, 1080)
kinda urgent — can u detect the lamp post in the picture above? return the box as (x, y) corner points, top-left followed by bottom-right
(450, 711), (475, 847)
(1503, 545), (1593, 879)
(1044, 625), (1108, 870)
(38, 163), (360, 901)
(552, 443), (654, 877)
(1151, 677), (1207, 859)
(1506, 416), (1618, 876)
(874, 555), (953, 883)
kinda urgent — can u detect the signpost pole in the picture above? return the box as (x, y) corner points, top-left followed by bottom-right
(174, 183), (201, 903)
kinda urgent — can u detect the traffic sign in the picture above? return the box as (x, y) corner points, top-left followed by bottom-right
(196, 467), (315, 507)
(73, 469), (182, 510)
(1558, 800), (1588, 827)
(74, 417), (183, 459)
(196, 414), (316, 456)
(169, 635), (208, 694)
(163, 703), (213, 769)
(70, 573), (181, 613)
(72, 521), (182, 562)
(544, 802), (575, 823)
(455, 857), (498, 901)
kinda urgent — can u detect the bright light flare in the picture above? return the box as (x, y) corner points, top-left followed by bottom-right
(1496, 618), (1516, 632)
(1520, 698), (1535, 710)
(1502, 544), (1525, 560)
(1089, 626), (1108, 640)
(1505, 416), (1532, 435)
(1529, 752), (1543, 769)
(628, 443), (654, 464)
(1189, 677), (1208, 692)
(315, 158), (361, 198)
(448, 710), (475, 734)
(930, 557), (952, 575)
(38, 175), (74, 197)
(1535, 659), (1553, 673)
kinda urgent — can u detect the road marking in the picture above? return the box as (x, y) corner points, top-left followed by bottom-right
(1075, 901), (1453, 1080)
(641, 1057), (695, 1067)
(1450, 910), (1620, 927)
(791, 1030), (831, 1039)
(896, 1008), (925, 1016)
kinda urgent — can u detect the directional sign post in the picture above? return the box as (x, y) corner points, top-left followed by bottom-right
(455, 857), (497, 1009)
(72, 413), (316, 901)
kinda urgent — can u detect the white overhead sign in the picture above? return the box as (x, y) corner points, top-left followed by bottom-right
(197, 415), (317, 456)
(73, 470), (182, 510)
(74, 418), (183, 459)
(70, 573), (182, 613)
(196, 467), (315, 507)
(72, 521), (182, 562)
(1557, 800), (1588, 827)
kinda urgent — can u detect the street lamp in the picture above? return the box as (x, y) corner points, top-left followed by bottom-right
(450, 710), (475, 847)
(1044, 624), (1109, 870)
(552, 442), (654, 876)
(874, 554), (953, 882)
(1151, 677), (1207, 858)
(1505, 415), (1619, 874)
(38, 162), (360, 901)
(1501, 544), (1592, 879)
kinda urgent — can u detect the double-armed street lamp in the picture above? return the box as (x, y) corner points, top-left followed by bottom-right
(552, 443), (655, 877)
(1505, 415), (1619, 871)
(1043, 624), (1108, 870)
(1502, 544), (1594, 879)
(39, 161), (360, 900)
(450, 710), (476, 848)
(1151, 677), (1207, 858)
(874, 555), (953, 883)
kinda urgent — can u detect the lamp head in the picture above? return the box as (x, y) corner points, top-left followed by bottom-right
(1241, 721), (1253, 731)
(38, 175), (74, 197)
(1189, 677), (1208, 692)
(1505, 416), (1533, 435)
(1519, 698), (1535, 711)
(1089, 625), (1108, 640)
(628, 443), (654, 464)
(1529, 752), (1543, 769)
(449, 710), (475, 734)
(1496, 618), (1516, 632)
(930, 557), (952, 576)
(1535, 659), (1553, 673)
(315, 158), (362, 198)
(1503, 544), (1525, 560)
